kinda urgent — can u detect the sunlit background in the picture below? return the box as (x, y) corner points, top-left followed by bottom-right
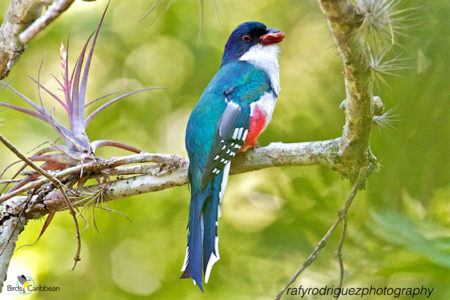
(0, 0), (448, 299)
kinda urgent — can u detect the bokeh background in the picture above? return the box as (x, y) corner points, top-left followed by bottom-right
(0, 0), (448, 299)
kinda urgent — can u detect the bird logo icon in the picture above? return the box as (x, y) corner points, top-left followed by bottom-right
(17, 275), (35, 295)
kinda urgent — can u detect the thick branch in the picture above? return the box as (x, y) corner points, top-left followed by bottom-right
(274, 1), (386, 298)
(230, 139), (340, 174)
(318, 0), (375, 181)
(0, 215), (26, 290)
(0, 215), (26, 291)
(1, 139), (342, 220)
(0, 152), (190, 202)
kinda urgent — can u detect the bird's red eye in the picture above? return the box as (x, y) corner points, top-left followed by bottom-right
(242, 34), (251, 42)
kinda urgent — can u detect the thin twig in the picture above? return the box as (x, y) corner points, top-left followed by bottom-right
(0, 134), (82, 269)
(0, 179), (21, 184)
(274, 168), (367, 300)
(19, 0), (76, 45)
(274, 219), (341, 300)
(335, 213), (347, 299)
(0, 135), (73, 196)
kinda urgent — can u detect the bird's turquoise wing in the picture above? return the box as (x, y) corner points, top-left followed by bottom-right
(186, 60), (271, 183)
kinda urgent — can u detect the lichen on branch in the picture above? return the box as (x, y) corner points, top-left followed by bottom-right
(318, 0), (377, 182)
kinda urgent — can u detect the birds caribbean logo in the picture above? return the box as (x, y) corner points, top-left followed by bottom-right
(17, 275), (36, 295)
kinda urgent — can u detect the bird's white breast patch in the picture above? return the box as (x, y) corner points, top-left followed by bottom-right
(239, 44), (280, 95)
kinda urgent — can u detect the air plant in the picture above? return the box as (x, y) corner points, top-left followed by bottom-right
(373, 106), (399, 131)
(354, 0), (416, 85)
(0, 5), (160, 192)
(0, 5), (162, 266)
(356, 0), (414, 54)
(369, 50), (411, 90)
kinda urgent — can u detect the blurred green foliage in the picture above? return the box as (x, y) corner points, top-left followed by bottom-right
(0, 0), (448, 299)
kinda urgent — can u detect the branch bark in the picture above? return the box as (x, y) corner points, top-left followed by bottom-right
(19, 0), (75, 45)
(0, 0), (75, 79)
(1, 139), (342, 220)
(274, 0), (387, 298)
(318, 0), (376, 182)
(0, 215), (26, 290)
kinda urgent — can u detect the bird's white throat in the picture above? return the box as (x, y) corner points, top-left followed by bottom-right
(239, 44), (280, 95)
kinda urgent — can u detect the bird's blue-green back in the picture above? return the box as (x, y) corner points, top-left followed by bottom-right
(185, 60), (271, 183)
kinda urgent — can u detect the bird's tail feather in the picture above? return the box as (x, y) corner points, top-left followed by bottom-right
(202, 174), (221, 283)
(180, 181), (211, 291)
(181, 166), (229, 290)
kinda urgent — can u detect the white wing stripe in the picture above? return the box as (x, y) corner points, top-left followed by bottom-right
(237, 127), (244, 139)
(242, 129), (248, 141)
(232, 128), (239, 139)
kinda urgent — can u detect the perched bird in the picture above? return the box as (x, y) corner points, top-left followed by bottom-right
(182, 21), (285, 290)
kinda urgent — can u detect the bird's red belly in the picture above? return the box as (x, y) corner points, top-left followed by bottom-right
(239, 107), (266, 152)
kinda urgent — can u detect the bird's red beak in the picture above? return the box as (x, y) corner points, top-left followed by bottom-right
(259, 29), (285, 46)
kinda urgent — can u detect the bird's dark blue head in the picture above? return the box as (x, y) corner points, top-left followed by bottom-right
(221, 22), (285, 67)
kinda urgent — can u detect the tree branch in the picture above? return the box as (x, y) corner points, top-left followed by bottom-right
(0, 138), (344, 286)
(274, 167), (368, 300)
(19, 0), (75, 45)
(0, 134), (83, 270)
(318, 0), (376, 182)
(273, 0), (390, 298)
(1, 139), (342, 220)
(0, 215), (26, 291)
(0, 0), (76, 79)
